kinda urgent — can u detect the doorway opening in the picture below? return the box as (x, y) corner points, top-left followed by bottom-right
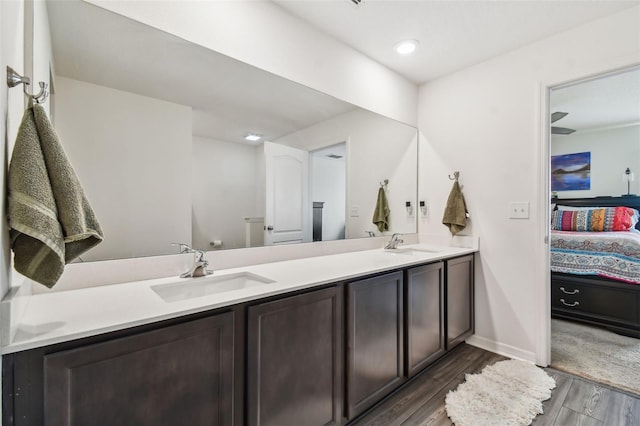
(546, 66), (640, 393)
(310, 142), (347, 242)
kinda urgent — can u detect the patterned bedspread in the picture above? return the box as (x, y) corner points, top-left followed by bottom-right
(550, 230), (640, 284)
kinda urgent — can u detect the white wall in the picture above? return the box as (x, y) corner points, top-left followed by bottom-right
(192, 136), (259, 251)
(1, 0), (26, 417)
(418, 6), (640, 362)
(32, 0), (52, 117)
(551, 125), (640, 198)
(311, 154), (346, 241)
(85, 0), (417, 126)
(276, 109), (418, 239)
(54, 76), (193, 260)
(254, 144), (266, 231)
(1, 0), (26, 296)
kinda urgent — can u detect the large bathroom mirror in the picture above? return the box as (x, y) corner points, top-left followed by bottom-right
(31, 0), (418, 261)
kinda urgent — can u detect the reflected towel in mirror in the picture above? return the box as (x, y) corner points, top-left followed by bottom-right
(372, 187), (390, 233)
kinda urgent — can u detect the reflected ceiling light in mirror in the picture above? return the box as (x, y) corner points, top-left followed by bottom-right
(245, 133), (262, 142)
(394, 39), (419, 55)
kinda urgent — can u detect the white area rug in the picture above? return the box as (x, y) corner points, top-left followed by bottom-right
(551, 318), (640, 395)
(445, 359), (556, 426)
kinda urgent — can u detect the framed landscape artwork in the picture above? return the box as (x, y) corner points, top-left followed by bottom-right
(551, 152), (591, 191)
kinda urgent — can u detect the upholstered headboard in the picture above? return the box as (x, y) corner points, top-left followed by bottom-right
(552, 196), (640, 231)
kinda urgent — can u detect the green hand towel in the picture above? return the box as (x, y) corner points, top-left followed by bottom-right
(372, 187), (390, 233)
(8, 104), (103, 288)
(442, 181), (468, 236)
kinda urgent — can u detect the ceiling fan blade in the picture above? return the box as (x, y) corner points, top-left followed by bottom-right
(551, 111), (569, 123)
(551, 126), (576, 135)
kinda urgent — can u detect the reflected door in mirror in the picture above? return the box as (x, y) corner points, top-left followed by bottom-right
(264, 142), (311, 245)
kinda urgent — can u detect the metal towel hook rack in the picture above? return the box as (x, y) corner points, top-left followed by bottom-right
(448, 171), (460, 182)
(6, 66), (49, 104)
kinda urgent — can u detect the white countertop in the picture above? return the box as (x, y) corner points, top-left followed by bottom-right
(1, 244), (476, 354)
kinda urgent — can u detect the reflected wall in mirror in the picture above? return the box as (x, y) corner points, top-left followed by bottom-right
(550, 68), (640, 198)
(33, 0), (418, 261)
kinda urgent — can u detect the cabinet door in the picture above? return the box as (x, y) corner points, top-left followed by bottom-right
(346, 271), (404, 420)
(44, 312), (235, 426)
(406, 262), (445, 377)
(446, 254), (475, 349)
(247, 286), (343, 426)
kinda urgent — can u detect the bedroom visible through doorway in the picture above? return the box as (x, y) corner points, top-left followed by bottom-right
(548, 66), (640, 392)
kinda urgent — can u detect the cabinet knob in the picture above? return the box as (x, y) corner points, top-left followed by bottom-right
(265, 226), (274, 231)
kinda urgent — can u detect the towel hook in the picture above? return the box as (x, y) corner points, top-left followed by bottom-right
(6, 66), (49, 104)
(448, 171), (460, 182)
(380, 179), (389, 189)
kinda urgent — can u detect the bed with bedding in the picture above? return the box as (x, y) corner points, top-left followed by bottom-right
(550, 196), (640, 338)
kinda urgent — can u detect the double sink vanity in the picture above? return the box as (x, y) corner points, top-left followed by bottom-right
(1, 242), (475, 425)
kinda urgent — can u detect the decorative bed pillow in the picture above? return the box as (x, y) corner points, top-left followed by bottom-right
(551, 207), (639, 232)
(556, 205), (603, 211)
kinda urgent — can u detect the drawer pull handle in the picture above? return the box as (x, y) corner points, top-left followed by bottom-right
(560, 287), (579, 295)
(560, 299), (579, 307)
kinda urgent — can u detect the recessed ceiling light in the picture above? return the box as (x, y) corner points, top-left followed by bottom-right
(245, 133), (262, 142)
(395, 40), (419, 55)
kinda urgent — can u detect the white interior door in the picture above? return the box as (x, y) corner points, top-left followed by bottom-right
(264, 141), (311, 245)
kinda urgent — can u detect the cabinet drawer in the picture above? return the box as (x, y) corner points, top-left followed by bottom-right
(551, 281), (638, 323)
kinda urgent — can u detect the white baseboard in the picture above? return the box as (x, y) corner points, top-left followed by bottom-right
(466, 335), (536, 364)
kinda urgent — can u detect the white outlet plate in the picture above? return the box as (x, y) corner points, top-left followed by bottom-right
(509, 202), (530, 219)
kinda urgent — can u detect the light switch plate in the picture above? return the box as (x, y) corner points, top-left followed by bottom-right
(509, 202), (530, 219)
(350, 206), (360, 217)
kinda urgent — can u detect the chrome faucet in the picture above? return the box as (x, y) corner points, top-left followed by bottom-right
(384, 233), (404, 250)
(173, 243), (213, 278)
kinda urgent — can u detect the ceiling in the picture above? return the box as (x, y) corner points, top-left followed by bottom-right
(273, 0), (639, 85)
(273, 0), (640, 131)
(551, 68), (640, 132)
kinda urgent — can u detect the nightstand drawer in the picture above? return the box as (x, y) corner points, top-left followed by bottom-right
(551, 281), (638, 323)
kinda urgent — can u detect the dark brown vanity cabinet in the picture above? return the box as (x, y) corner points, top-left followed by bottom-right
(345, 271), (404, 420)
(40, 312), (236, 426)
(247, 286), (343, 426)
(3, 255), (476, 426)
(405, 262), (445, 377)
(446, 255), (475, 350)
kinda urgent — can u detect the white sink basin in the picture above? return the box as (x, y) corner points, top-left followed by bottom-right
(152, 272), (275, 302)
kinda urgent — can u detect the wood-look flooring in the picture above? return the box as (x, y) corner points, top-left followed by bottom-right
(351, 344), (640, 426)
